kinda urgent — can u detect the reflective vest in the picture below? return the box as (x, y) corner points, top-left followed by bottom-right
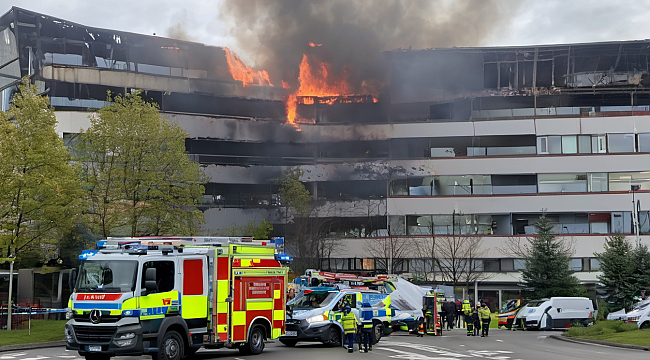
(462, 300), (471, 315)
(478, 307), (491, 320)
(341, 312), (358, 334)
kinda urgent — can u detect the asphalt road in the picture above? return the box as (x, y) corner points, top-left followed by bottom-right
(2, 328), (649, 360)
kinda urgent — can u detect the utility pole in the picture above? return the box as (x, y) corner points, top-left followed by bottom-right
(7, 254), (15, 330)
(632, 185), (641, 246)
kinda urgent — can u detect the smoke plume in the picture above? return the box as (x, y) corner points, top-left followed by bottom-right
(218, 0), (521, 93)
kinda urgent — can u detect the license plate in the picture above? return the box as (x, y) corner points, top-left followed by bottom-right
(87, 346), (102, 352)
(285, 331), (297, 337)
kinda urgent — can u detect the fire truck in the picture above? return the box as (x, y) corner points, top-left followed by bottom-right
(65, 237), (290, 360)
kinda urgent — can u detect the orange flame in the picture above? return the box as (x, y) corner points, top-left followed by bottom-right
(309, 42), (322, 47)
(281, 80), (290, 89)
(286, 54), (355, 127)
(224, 48), (273, 87)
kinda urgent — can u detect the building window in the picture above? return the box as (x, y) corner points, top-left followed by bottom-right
(548, 136), (562, 154)
(562, 136), (577, 154)
(501, 259), (515, 272)
(590, 258), (601, 271)
(538, 173), (587, 193)
(609, 172), (650, 191)
(537, 137), (548, 154)
(483, 259), (500, 272)
(592, 135), (607, 153)
(608, 133), (635, 153)
(587, 173), (608, 192)
(570, 258), (583, 271)
(578, 135), (591, 153)
(639, 133), (650, 152)
(514, 259), (526, 271)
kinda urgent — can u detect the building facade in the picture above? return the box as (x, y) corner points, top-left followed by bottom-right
(2, 7), (650, 306)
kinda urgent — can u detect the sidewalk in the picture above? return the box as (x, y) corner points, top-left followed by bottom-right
(0, 341), (66, 353)
(549, 334), (650, 351)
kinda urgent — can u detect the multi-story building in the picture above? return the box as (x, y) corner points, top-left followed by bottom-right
(2, 7), (650, 307)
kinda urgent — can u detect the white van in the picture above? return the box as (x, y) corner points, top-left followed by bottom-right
(522, 297), (595, 330)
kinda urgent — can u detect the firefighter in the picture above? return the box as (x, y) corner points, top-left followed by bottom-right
(463, 301), (473, 336)
(416, 305), (427, 337)
(471, 306), (480, 336)
(443, 300), (456, 330)
(341, 306), (358, 353)
(358, 302), (374, 352)
(479, 303), (491, 337)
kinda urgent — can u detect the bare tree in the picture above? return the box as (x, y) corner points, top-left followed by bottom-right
(435, 234), (489, 288)
(363, 236), (414, 274)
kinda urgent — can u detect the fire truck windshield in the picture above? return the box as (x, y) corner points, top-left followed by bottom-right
(290, 291), (336, 309)
(76, 260), (138, 293)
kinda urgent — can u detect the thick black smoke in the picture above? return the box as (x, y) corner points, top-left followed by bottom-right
(218, 0), (520, 93)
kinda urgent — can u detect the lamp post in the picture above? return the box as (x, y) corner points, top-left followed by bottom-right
(632, 185), (641, 246)
(7, 254), (15, 331)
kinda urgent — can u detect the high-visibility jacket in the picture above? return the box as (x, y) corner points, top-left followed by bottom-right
(462, 300), (472, 315)
(478, 307), (491, 320)
(341, 312), (358, 334)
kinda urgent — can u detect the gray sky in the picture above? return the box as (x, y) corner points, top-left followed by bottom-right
(6, 0), (650, 67)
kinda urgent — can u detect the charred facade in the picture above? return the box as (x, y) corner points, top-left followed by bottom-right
(3, 7), (650, 297)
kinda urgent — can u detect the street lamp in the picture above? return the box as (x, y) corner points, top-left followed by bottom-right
(7, 254), (15, 331)
(632, 185), (641, 246)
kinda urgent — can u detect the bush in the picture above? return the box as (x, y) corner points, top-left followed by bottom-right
(566, 320), (637, 337)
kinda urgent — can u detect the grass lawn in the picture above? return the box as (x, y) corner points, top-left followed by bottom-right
(0, 320), (66, 346)
(565, 320), (650, 347)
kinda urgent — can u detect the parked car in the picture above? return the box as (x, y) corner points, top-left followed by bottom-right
(521, 297), (595, 330)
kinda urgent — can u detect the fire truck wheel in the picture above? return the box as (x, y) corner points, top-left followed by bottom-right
(279, 339), (298, 347)
(371, 322), (383, 345)
(239, 326), (265, 355)
(156, 330), (184, 360)
(84, 355), (110, 360)
(324, 327), (341, 347)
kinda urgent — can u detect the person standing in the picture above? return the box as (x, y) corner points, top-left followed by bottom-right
(341, 306), (358, 353)
(479, 303), (491, 337)
(358, 302), (373, 352)
(472, 307), (480, 336)
(443, 300), (456, 330)
(463, 301), (473, 336)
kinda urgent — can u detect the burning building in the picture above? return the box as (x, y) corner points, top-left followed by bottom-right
(2, 6), (650, 300)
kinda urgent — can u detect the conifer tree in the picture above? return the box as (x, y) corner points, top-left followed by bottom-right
(520, 214), (584, 299)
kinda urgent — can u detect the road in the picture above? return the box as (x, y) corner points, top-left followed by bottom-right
(2, 328), (648, 360)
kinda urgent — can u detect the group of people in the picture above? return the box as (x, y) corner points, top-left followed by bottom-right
(339, 304), (374, 353)
(418, 299), (492, 338)
(463, 300), (492, 337)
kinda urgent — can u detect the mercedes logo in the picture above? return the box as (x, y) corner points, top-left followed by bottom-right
(89, 309), (102, 324)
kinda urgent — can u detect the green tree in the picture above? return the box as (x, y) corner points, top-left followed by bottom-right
(0, 77), (85, 261)
(277, 168), (311, 214)
(520, 214), (585, 299)
(595, 235), (637, 311)
(76, 91), (206, 237)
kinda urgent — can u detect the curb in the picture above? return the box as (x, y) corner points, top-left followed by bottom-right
(0, 340), (66, 353)
(549, 334), (650, 351)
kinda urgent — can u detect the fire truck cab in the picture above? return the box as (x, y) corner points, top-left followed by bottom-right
(65, 237), (289, 360)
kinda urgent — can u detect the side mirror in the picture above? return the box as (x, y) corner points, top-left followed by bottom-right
(145, 267), (157, 293)
(68, 268), (77, 293)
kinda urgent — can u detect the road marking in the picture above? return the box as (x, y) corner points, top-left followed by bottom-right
(377, 342), (471, 358)
(21, 357), (50, 360)
(0, 354), (28, 359)
(495, 339), (503, 342)
(380, 347), (462, 359)
(56, 356), (78, 359)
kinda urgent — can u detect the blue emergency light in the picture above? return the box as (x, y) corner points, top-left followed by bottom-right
(79, 250), (98, 260)
(275, 253), (293, 262)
